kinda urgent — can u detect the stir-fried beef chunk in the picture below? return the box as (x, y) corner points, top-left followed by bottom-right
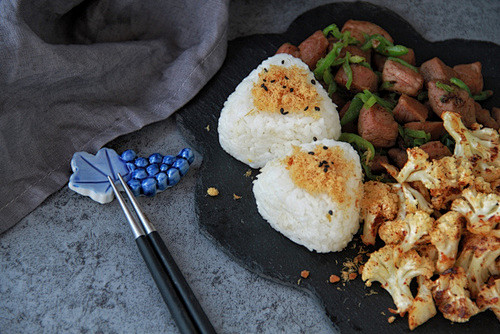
(419, 57), (457, 83)
(338, 45), (372, 64)
(276, 42), (300, 58)
(474, 102), (499, 129)
(370, 154), (390, 173)
(404, 121), (445, 141)
(393, 94), (428, 123)
(388, 148), (408, 169)
(358, 104), (399, 148)
(341, 19), (393, 44)
(335, 64), (378, 93)
(427, 81), (476, 127)
(419, 141), (452, 161)
(453, 62), (484, 95)
(373, 48), (416, 72)
(382, 59), (424, 96)
(298, 30), (329, 70)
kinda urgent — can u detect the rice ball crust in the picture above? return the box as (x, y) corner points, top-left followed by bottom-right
(252, 139), (363, 253)
(218, 54), (341, 169)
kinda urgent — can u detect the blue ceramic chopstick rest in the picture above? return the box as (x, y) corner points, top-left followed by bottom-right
(69, 147), (194, 203)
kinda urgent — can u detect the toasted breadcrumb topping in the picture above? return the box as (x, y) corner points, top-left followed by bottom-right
(329, 275), (341, 283)
(251, 65), (322, 116)
(285, 145), (354, 205)
(233, 194), (242, 200)
(207, 187), (219, 196)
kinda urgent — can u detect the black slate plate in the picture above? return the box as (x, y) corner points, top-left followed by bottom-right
(176, 2), (500, 333)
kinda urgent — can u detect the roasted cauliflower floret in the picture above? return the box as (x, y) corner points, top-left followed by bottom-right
(429, 211), (465, 273)
(476, 277), (500, 320)
(431, 267), (480, 323)
(451, 188), (500, 235)
(378, 211), (433, 252)
(455, 233), (500, 297)
(379, 219), (406, 245)
(361, 181), (399, 245)
(408, 276), (437, 330)
(442, 111), (500, 182)
(362, 245), (433, 315)
(416, 243), (439, 274)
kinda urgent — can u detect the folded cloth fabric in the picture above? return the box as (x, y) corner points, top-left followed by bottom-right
(0, 0), (228, 233)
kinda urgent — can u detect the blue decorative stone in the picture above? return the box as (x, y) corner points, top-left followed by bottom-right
(178, 148), (195, 165)
(141, 177), (157, 197)
(156, 172), (168, 191)
(146, 163), (160, 176)
(127, 179), (142, 197)
(173, 158), (189, 176)
(132, 168), (148, 180)
(68, 148), (131, 204)
(149, 153), (163, 164)
(162, 155), (175, 166)
(159, 163), (170, 172)
(126, 162), (136, 172)
(121, 149), (137, 162)
(167, 168), (181, 186)
(134, 157), (149, 168)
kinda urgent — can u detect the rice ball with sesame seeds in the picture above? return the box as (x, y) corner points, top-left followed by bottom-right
(218, 53), (341, 169)
(252, 139), (363, 253)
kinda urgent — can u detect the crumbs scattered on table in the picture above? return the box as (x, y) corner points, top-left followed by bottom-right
(233, 194), (242, 200)
(244, 169), (252, 177)
(297, 278), (302, 285)
(329, 274), (340, 283)
(301, 270), (310, 278)
(388, 316), (396, 324)
(205, 124), (210, 131)
(365, 289), (378, 296)
(207, 187), (219, 196)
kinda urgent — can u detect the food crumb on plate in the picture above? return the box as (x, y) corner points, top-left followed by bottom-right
(244, 169), (252, 177)
(329, 275), (340, 283)
(207, 187), (219, 196)
(301, 270), (310, 278)
(233, 193), (242, 200)
(388, 316), (396, 324)
(205, 124), (210, 131)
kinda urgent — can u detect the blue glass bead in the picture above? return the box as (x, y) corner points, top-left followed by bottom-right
(134, 157), (149, 168)
(132, 168), (148, 180)
(178, 148), (195, 165)
(159, 163), (170, 172)
(149, 153), (163, 164)
(127, 179), (142, 197)
(146, 163), (159, 176)
(126, 162), (136, 172)
(121, 149), (137, 162)
(167, 168), (181, 186)
(172, 158), (189, 176)
(141, 177), (157, 197)
(162, 155), (175, 166)
(156, 172), (168, 191)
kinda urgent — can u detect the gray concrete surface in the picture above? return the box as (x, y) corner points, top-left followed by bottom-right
(1, 1), (498, 333)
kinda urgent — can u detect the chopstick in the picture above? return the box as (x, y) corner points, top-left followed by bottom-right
(107, 174), (216, 334)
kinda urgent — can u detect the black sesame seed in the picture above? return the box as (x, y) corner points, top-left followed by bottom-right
(281, 60), (285, 64)
(264, 68), (268, 72)
(323, 146), (328, 150)
(313, 136), (317, 141)
(324, 167), (328, 172)
(315, 106), (320, 111)
(270, 80), (276, 83)
(322, 160), (327, 164)
(311, 79), (316, 85)
(283, 85), (287, 89)
(290, 88), (294, 92)
(319, 161), (324, 167)
(263, 79), (267, 82)
(261, 83), (268, 91)
(285, 76), (289, 80)
(280, 108), (289, 115)
(328, 210), (333, 215)
(308, 151), (315, 155)
(304, 106), (309, 111)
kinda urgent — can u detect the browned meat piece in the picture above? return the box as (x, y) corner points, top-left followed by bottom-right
(370, 154), (390, 173)
(453, 62), (484, 95)
(419, 57), (457, 83)
(339, 101), (351, 119)
(330, 92), (347, 109)
(382, 59), (424, 96)
(404, 121), (445, 141)
(338, 45), (371, 64)
(388, 148), (408, 169)
(341, 19), (393, 44)
(427, 81), (476, 127)
(493, 107), (500, 124)
(358, 104), (399, 148)
(372, 48), (416, 72)
(419, 141), (452, 160)
(335, 64), (378, 93)
(276, 43), (300, 58)
(474, 102), (499, 129)
(298, 30), (329, 70)
(393, 94), (428, 123)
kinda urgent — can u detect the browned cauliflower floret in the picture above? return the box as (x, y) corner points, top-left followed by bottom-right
(429, 211), (465, 273)
(377, 211), (433, 252)
(451, 188), (500, 236)
(379, 219), (406, 245)
(443, 111), (500, 182)
(476, 277), (500, 320)
(408, 276), (437, 330)
(362, 244), (433, 315)
(416, 243), (439, 274)
(455, 233), (500, 297)
(360, 181), (399, 245)
(431, 267), (480, 323)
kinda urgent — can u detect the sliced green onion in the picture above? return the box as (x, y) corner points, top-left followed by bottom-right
(322, 24), (342, 39)
(364, 96), (377, 109)
(472, 90), (493, 101)
(339, 133), (375, 163)
(359, 61), (372, 70)
(450, 77), (471, 96)
(435, 81), (454, 93)
(313, 39), (347, 80)
(323, 68), (336, 97)
(380, 81), (394, 90)
(399, 125), (431, 147)
(387, 57), (419, 73)
(349, 55), (366, 63)
(384, 45), (409, 56)
(360, 89), (395, 111)
(340, 97), (363, 125)
(440, 133), (455, 152)
(342, 54), (353, 90)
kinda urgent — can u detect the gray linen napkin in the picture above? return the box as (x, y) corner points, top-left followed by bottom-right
(0, 0), (228, 233)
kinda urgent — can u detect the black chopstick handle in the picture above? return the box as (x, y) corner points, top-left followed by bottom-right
(135, 235), (198, 334)
(148, 231), (216, 334)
